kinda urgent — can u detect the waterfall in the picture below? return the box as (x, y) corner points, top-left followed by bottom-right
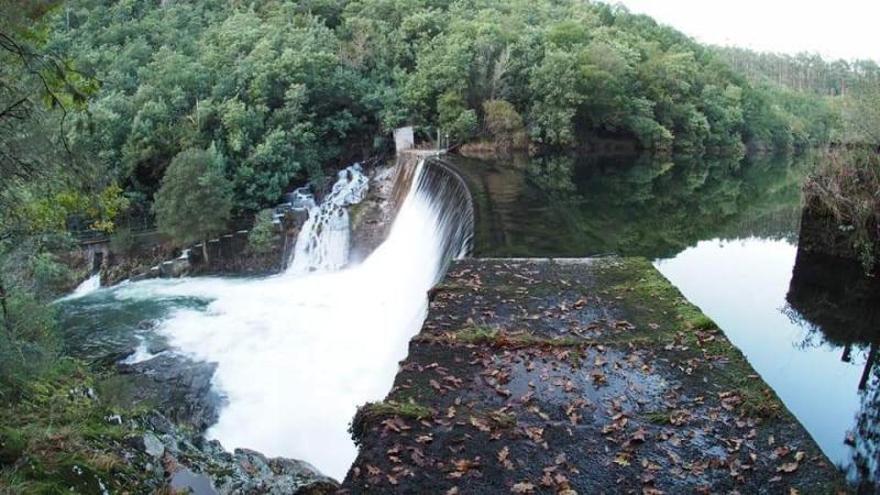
(287, 164), (369, 274)
(105, 157), (473, 479)
(64, 273), (101, 300)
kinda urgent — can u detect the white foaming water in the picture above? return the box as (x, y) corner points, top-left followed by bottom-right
(64, 273), (101, 300)
(122, 336), (163, 365)
(288, 164), (369, 274)
(111, 159), (471, 479)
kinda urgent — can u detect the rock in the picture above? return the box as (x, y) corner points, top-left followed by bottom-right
(105, 354), (222, 431)
(143, 432), (165, 458)
(211, 448), (339, 495)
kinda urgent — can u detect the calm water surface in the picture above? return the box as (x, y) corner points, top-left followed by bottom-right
(447, 152), (878, 486)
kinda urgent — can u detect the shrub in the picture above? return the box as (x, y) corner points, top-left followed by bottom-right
(437, 92), (478, 143)
(0, 292), (59, 400)
(247, 209), (278, 255)
(109, 226), (136, 256)
(482, 99), (528, 151)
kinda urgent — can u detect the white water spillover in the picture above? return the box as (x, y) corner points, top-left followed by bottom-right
(63, 273), (101, 300)
(109, 159), (472, 479)
(288, 164), (369, 274)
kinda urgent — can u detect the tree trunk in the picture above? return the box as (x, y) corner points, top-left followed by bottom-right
(0, 276), (10, 336)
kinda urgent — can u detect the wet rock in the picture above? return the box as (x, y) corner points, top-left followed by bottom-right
(110, 410), (337, 495)
(350, 163), (399, 263)
(103, 354), (221, 431)
(143, 432), (165, 458)
(214, 449), (338, 495)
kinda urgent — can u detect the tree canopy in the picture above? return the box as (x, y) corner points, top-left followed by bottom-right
(43, 0), (879, 218)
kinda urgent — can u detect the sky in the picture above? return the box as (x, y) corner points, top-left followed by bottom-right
(607, 0), (880, 62)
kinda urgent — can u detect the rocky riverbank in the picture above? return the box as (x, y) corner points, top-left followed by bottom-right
(0, 356), (338, 494)
(342, 257), (846, 493)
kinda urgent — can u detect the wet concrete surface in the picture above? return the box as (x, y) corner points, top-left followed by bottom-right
(342, 258), (845, 494)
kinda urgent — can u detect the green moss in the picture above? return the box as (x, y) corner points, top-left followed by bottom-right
(0, 359), (144, 493)
(349, 399), (433, 446)
(595, 258), (785, 418)
(642, 410), (673, 425)
(735, 377), (781, 418)
(451, 326), (586, 348)
(356, 400), (433, 421)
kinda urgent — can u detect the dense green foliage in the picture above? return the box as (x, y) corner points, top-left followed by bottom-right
(716, 47), (880, 146)
(0, 1), (102, 399)
(46, 0), (866, 219)
(716, 48), (880, 97)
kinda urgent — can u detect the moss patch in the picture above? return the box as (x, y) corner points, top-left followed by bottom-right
(0, 359), (149, 494)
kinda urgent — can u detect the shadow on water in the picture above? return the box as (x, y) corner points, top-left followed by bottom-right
(786, 250), (880, 488)
(446, 150), (878, 489)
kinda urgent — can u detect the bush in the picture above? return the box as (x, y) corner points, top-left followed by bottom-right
(247, 209), (278, 255)
(482, 100), (528, 151)
(437, 92), (478, 143)
(29, 253), (74, 298)
(0, 292), (59, 400)
(109, 226), (136, 256)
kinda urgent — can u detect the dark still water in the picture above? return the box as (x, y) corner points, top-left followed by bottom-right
(445, 152), (879, 486)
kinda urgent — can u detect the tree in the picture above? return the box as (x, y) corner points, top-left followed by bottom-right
(153, 146), (233, 263)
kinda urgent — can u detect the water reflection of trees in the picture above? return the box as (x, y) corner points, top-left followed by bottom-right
(786, 250), (880, 490)
(451, 152), (810, 258)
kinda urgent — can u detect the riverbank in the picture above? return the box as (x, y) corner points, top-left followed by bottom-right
(0, 357), (339, 494)
(343, 257), (845, 493)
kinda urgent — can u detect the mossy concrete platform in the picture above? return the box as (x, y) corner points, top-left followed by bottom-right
(342, 257), (844, 494)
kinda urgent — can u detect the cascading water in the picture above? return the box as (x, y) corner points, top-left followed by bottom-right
(93, 158), (472, 479)
(287, 164), (369, 274)
(63, 273), (101, 300)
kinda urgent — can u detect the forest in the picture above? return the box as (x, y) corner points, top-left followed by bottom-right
(32, 0), (880, 215)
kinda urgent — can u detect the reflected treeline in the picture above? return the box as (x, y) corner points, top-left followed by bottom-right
(447, 152), (811, 258)
(787, 250), (880, 489)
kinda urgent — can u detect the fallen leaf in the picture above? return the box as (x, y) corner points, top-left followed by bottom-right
(511, 481), (536, 493)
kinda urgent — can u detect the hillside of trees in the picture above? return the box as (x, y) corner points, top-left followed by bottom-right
(42, 0), (867, 218)
(715, 47), (880, 145)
